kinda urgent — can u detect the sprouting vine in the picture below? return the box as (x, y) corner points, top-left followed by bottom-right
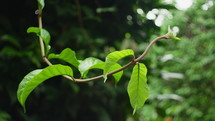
(17, 0), (181, 114)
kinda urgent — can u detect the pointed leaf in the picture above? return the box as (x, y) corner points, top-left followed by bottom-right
(87, 62), (123, 83)
(17, 64), (73, 112)
(127, 63), (149, 114)
(78, 57), (103, 77)
(104, 49), (134, 82)
(27, 27), (51, 54)
(48, 48), (80, 68)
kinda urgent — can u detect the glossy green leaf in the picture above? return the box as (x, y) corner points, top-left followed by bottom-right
(88, 62), (123, 83)
(48, 48), (80, 68)
(17, 64), (73, 112)
(103, 49), (134, 82)
(127, 63), (149, 114)
(78, 57), (103, 77)
(108, 64), (123, 83)
(37, 0), (45, 11)
(27, 27), (51, 54)
(27, 27), (40, 34)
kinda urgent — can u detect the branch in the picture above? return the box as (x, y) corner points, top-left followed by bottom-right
(37, 8), (78, 82)
(37, 9), (54, 66)
(74, 35), (169, 82)
(38, 14), (45, 57)
(37, 5), (169, 83)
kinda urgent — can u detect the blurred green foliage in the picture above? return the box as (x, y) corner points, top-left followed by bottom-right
(0, 0), (214, 121)
(140, 0), (215, 120)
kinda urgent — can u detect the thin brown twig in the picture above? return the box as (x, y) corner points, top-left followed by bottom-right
(74, 35), (169, 82)
(37, 9), (77, 81)
(37, 5), (169, 83)
(38, 14), (45, 57)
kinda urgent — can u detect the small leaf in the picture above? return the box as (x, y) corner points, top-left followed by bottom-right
(89, 62), (123, 83)
(48, 48), (80, 68)
(78, 57), (103, 77)
(166, 25), (182, 40)
(17, 64), (73, 112)
(104, 49), (134, 82)
(27, 27), (40, 34)
(27, 27), (51, 54)
(37, 0), (45, 11)
(127, 63), (149, 114)
(108, 64), (123, 83)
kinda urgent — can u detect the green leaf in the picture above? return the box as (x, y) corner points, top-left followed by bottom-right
(48, 48), (80, 68)
(78, 57), (103, 78)
(17, 64), (73, 112)
(127, 63), (149, 114)
(108, 64), (123, 83)
(87, 62), (123, 83)
(37, 0), (45, 11)
(166, 25), (182, 40)
(27, 27), (51, 54)
(103, 49), (134, 82)
(27, 27), (40, 33)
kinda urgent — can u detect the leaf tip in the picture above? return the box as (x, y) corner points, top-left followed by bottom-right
(23, 106), (26, 113)
(19, 101), (27, 113)
(104, 78), (107, 83)
(132, 108), (136, 115)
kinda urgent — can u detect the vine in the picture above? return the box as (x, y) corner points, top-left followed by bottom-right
(17, 0), (181, 114)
